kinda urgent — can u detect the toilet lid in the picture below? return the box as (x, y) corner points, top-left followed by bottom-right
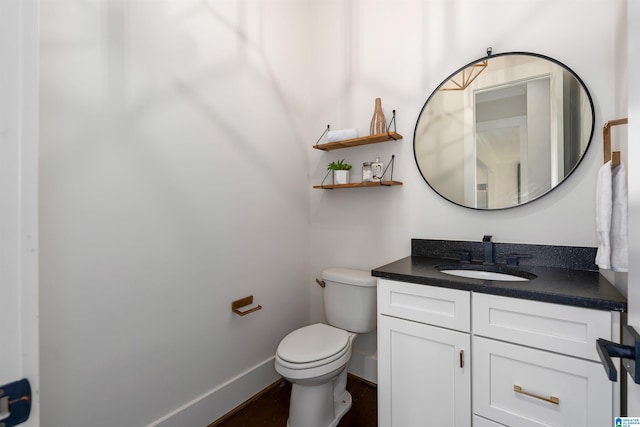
(277, 323), (349, 364)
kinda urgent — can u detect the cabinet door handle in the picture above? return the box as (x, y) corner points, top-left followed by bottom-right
(459, 350), (464, 368)
(513, 385), (559, 405)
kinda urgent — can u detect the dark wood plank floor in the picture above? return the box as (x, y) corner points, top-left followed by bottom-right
(209, 374), (377, 427)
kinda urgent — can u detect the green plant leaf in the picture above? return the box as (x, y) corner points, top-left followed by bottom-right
(327, 158), (352, 170)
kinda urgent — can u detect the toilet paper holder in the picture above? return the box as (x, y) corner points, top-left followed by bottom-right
(232, 296), (262, 316)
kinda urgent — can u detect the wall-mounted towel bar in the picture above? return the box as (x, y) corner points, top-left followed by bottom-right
(603, 118), (628, 167)
(232, 296), (262, 316)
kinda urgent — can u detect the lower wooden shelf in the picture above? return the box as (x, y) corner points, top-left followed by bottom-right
(313, 180), (403, 189)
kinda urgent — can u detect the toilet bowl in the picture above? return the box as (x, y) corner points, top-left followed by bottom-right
(276, 323), (357, 427)
(274, 268), (377, 427)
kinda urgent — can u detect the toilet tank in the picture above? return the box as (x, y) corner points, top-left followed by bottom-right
(321, 268), (377, 333)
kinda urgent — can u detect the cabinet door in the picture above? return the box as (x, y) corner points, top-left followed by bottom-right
(378, 315), (471, 427)
(473, 336), (612, 427)
(473, 415), (506, 426)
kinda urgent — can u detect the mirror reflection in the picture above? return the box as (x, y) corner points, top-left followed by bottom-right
(414, 53), (594, 210)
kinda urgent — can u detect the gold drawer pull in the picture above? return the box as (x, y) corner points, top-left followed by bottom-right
(513, 385), (559, 405)
(232, 296), (262, 316)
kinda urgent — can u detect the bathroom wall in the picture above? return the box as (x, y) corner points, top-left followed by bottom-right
(625, 0), (640, 415)
(307, 0), (625, 382)
(39, 1), (311, 426)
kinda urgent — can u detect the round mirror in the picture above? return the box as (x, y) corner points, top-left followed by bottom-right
(414, 52), (594, 210)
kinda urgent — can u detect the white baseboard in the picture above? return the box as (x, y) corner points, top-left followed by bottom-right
(148, 357), (280, 427)
(348, 349), (378, 384)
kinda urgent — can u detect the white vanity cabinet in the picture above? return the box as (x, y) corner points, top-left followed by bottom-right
(377, 279), (620, 427)
(378, 279), (471, 427)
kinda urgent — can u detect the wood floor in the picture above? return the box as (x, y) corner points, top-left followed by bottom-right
(209, 374), (378, 427)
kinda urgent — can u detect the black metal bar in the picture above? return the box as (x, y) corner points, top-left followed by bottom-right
(379, 155), (395, 186)
(386, 110), (397, 138)
(315, 125), (330, 149)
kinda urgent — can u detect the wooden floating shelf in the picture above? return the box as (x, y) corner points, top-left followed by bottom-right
(313, 132), (403, 151)
(314, 181), (403, 189)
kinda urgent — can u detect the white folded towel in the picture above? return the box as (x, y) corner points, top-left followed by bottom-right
(327, 128), (359, 142)
(595, 161), (612, 270)
(611, 162), (628, 272)
(595, 160), (629, 272)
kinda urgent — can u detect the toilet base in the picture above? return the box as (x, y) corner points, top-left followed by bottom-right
(332, 389), (353, 425)
(287, 390), (352, 427)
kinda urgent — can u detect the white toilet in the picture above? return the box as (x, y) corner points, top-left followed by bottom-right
(274, 268), (377, 427)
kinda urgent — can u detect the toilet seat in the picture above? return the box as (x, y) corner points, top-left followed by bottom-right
(276, 323), (350, 370)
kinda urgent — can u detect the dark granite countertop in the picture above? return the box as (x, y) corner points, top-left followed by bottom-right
(371, 239), (627, 312)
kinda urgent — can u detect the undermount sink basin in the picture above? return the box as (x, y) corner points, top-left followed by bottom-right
(436, 265), (536, 282)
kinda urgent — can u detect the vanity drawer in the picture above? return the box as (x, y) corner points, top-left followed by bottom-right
(473, 337), (612, 427)
(472, 293), (612, 361)
(378, 279), (470, 332)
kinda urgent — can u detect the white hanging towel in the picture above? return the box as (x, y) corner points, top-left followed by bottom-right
(595, 160), (629, 271)
(595, 161), (612, 270)
(610, 162), (628, 272)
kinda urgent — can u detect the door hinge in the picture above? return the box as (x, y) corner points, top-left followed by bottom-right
(0, 379), (31, 427)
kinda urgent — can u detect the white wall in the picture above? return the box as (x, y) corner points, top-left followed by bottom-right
(308, 0), (624, 382)
(38, 0), (629, 425)
(626, 0), (640, 415)
(39, 1), (310, 426)
(0, 1), (40, 425)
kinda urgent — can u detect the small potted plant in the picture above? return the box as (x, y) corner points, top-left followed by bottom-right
(328, 159), (352, 185)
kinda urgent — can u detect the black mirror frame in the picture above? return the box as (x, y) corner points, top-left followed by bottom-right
(413, 51), (595, 211)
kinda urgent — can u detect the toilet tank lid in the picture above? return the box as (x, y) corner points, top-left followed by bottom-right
(321, 268), (377, 287)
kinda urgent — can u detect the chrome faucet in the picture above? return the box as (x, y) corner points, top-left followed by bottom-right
(483, 235), (494, 265)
